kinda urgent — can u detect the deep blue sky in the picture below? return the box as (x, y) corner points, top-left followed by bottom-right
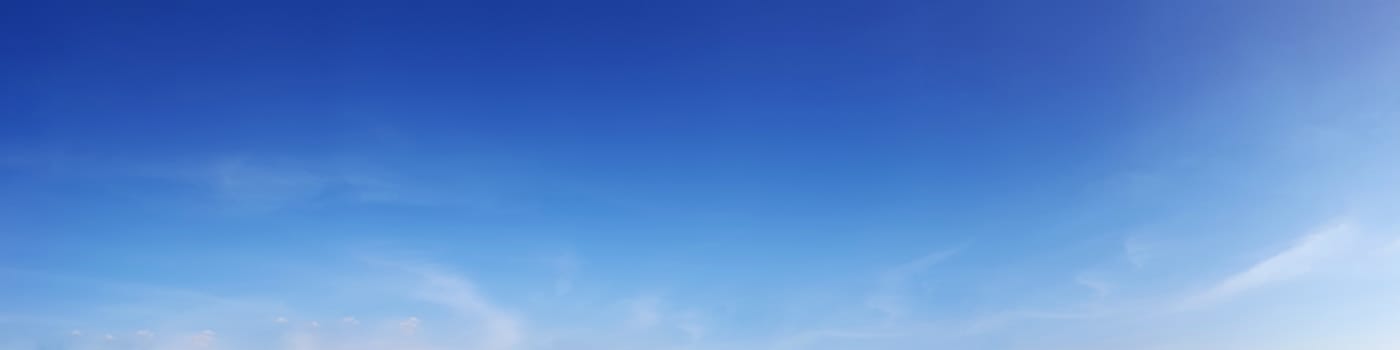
(3, 1), (1400, 350)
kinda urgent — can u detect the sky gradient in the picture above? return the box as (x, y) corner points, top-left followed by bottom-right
(3, 1), (1400, 349)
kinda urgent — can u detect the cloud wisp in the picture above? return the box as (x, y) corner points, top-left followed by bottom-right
(865, 249), (959, 320)
(408, 265), (525, 350)
(8, 221), (1397, 350)
(1178, 223), (1355, 310)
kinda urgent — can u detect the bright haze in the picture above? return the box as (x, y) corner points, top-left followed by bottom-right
(3, 1), (1400, 350)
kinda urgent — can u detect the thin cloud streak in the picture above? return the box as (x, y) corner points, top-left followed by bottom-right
(866, 249), (959, 320)
(1179, 222), (1355, 310)
(402, 264), (525, 350)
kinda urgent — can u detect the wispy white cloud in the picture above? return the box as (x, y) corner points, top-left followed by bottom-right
(866, 249), (959, 319)
(0, 152), (443, 213)
(1179, 222), (1355, 310)
(1385, 235), (1400, 255)
(1074, 274), (1113, 298)
(406, 265), (524, 350)
(3, 257), (534, 350)
(765, 250), (968, 350)
(202, 156), (499, 211)
(399, 316), (421, 335)
(209, 158), (329, 210)
(281, 328), (319, 350)
(774, 328), (906, 350)
(190, 330), (216, 348)
(625, 296), (662, 329)
(17, 230), (1392, 350)
(964, 308), (1113, 335)
(676, 315), (706, 343)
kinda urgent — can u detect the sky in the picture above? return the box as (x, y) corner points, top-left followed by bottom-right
(2, 1), (1400, 349)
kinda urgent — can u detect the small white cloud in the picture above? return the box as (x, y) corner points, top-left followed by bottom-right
(191, 330), (216, 348)
(308, 321), (320, 328)
(69, 330), (81, 337)
(103, 334), (114, 341)
(341, 316), (359, 325)
(400, 316), (421, 334)
(134, 330), (155, 338)
(275, 316), (289, 323)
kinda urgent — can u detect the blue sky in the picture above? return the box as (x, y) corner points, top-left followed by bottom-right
(3, 1), (1400, 349)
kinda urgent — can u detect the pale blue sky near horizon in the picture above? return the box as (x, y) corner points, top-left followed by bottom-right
(3, 1), (1400, 349)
